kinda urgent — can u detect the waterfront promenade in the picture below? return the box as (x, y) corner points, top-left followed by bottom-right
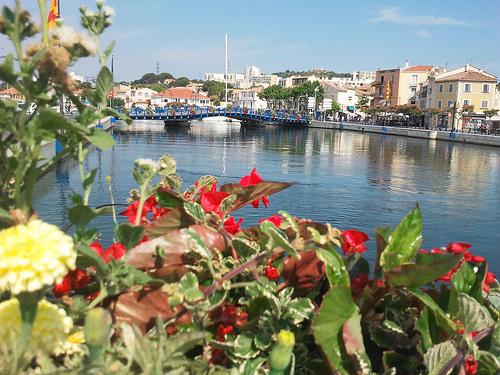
(310, 120), (500, 147)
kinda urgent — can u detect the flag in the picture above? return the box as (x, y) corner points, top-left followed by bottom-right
(385, 81), (390, 101)
(48, 0), (58, 29)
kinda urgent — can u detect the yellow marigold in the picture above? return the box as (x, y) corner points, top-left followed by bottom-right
(0, 299), (73, 354)
(0, 220), (76, 294)
(54, 328), (85, 356)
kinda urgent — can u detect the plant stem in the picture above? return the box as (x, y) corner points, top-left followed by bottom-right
(37, 0), (49, 44)
(16, 291), (39, 356)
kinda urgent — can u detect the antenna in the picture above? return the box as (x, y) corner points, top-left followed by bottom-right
(156, 62), (160, 76)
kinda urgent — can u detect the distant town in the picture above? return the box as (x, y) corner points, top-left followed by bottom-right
(1, 61), (499, 131)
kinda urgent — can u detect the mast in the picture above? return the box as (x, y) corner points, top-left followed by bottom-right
(225, 34), (228, 106)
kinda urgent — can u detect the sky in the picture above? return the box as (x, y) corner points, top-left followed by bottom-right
(2, 0), (500, 83)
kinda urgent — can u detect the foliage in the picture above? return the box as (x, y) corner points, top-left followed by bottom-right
(272, 69), (352, 79)
(355, 94), (370, 110)
(258, 81), (323, 111)
(203, 80), (233, 101)
(483, 109), (499, 119)
(132, 72), (174, 85)
(2, 2), (500, 375)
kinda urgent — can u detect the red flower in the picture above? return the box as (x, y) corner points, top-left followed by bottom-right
(341, 230), (369, 256)
(259, 214), (283, 227)
(118, 199), (153, 223)
(91, 242), (126, 263)
(195, 181), (217, 196)
(483, 271), (497, 294)
(351, 272), (370, 300)
(220, 305), (248, 327)
(200, 190), (231, 218)
(265, 266), (280, 280)
(239, 168), (270, 209)
(465, 356), (478, 374)
(210, 324), (234, 365)
(446, 242), (472, 254)
(224, 216), (243, 234)
(239, 168), (263, 187)
(53, 269), (92, 298)
(455, 320), (465, 334)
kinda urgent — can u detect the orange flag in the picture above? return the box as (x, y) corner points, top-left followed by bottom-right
(385, 81), (390, 101)
(48, 0), (58, 29)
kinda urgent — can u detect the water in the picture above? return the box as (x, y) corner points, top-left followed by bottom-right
(32, 119), (500, 275)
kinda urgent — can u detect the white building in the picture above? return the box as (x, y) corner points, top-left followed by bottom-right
(231, 87), (267, 110)
(322, 82), (369, 119)
(151, 87), (211, 107)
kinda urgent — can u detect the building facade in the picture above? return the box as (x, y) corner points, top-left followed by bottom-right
(231, 87), (267, 110)
(151, 88), (211, 107)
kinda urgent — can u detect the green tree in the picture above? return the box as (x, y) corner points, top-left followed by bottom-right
(355, 94), (370, 110)
(202, 80), (232, 101)
(132, 73), (159, 85)
(157, 72), (174, 82)
(112, 97), (125, 108)
(172, 77), (190, 87)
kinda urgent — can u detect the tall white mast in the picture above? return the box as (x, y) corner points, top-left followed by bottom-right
(225, 34), (228, 106)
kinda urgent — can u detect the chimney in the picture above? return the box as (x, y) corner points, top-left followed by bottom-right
(405, 60), (410, 69)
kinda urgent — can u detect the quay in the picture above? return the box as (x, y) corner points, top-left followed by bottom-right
(310, 120), (500, 148)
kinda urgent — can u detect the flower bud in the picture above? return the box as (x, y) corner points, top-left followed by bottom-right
(269, 330), (295, 372)
(84, 307), (112, 361)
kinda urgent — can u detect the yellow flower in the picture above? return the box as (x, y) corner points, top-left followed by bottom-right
(0, 220), (76, 294)
(0, 299), (73, 354)
(54, 328), (85, 356)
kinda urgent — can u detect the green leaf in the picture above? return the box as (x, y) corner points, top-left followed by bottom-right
(0, 54), (17, 83)
(85, 127), (115, 150)
(83, 168), (97, 196)
(387, 252), (463, 287)
(316, 247), (350, 287)
(407, 285), (456, 331)
(312, 286), (359, 375)
(380, 204), (422, 272)
(268, 225), (300, 259)
(458, 293), (493, 333)
(415, 308), (435, 354)
(476, 351), (500, 375)
(145, 207), (197, 239)
(197, 175), (218, 190)
(95, 66), (114, 107)
(116, 223), (145, 251)
(101, 107), (132, 124)
(0, 208), (15, 229)
(423, 341), (457, 375)
(155, 190), (185, 209)
(104, 40), (116, 59)
(68, 205), (95, 228)
(157, 154), (177, 176)
(448, 261), (479, 315)
(232, 237), (261, 258)
(343, 314), (372, 374)
(382, 352), (420, 375)
(490, 322), (500, 359)
(165, 173), (183, 191)
(183, 201), (205, 222)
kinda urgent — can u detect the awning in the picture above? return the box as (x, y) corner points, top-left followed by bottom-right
(347, 106), (355, 111)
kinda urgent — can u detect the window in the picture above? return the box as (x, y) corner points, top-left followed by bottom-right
(449, 83), (454, 92)
(438, 100), (442, 109)
(463, 99), (470, 106)
(411, 75), (418, 86)
(380, 76), (384, 83)
(145, 92), (148, 97)
(410, 87), (417, 97)
(481, 100), (488, 109)
(447, 100), (453, 107)
(131, 91), (135, 97)
(391, 75), (394, 83)
(439, 84), (443, 93)
(482, 84), (490, 93)
(464, 83), (471, 92)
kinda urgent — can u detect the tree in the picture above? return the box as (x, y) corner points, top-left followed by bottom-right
(112, 97), (125, 108)
(484, 109), (499, 130)
(355, 94), (370, 111)
(132, 73), (159, 85)
(203, 81), (233, 101)
(172, 77), (190, 87)
(157, 72), (174, 82)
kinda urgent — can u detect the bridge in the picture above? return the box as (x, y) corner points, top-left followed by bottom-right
(122, 107), (309, 127)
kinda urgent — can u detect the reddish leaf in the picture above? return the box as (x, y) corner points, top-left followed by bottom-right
(127, 225), (228, 270)
(281, 250), (325, 297)
(111, 288), (191, 335)
(145, 206), (196, 239)
(219, 181), (294, 212)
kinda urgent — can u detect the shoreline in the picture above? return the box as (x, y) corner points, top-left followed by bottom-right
(309, 120), (500, 148)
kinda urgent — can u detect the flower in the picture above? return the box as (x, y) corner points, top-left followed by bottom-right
(0, 220), (76, 294)
(465, 356), (478, 374)
(54, 328), (85, 356)
(119, 199), (153, 223)
(91, 242), (126, 263)
(483, 271), (497, 294)
(53, 268), (92, 298)
(265, 266), (280, 280)
(446, 242), (472, 254)
(0, 299), (73, 355)
(200, 190), (230, 218)
(259, 214), (283, 227)
(224, 216), (243, 234)
(341, 229), (369, 256)
(239, 168), (270, 208)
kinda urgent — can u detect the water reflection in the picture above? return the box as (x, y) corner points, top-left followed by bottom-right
(32, 120), (500, 274)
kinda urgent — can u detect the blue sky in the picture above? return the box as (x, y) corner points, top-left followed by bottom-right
(2, 0), (500, 83)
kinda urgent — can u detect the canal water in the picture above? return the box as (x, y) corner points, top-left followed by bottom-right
(32, 119), (500, 275)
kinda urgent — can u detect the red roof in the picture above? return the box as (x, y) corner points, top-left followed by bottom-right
(403, 65), (434, 72)
(153, 87), (209, 100)
(436, 71), (497, 82)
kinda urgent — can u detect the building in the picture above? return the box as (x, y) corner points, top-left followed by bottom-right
(204, 72), (245, 87)
(126, 88), (158, 109)
(322, 82), (368, 120)
(433, 64), (498, 129)
(0, 87), (25, 101)
(151, 87), (211, 107)
(231, 87), (267, 110)
(371, 62), (444, 107)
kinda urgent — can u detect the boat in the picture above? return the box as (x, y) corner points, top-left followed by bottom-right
(163, 118), (191, 127)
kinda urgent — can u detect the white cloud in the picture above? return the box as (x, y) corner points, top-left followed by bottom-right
(371, 6), (471, 26)
(417, 29), (431, 38)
